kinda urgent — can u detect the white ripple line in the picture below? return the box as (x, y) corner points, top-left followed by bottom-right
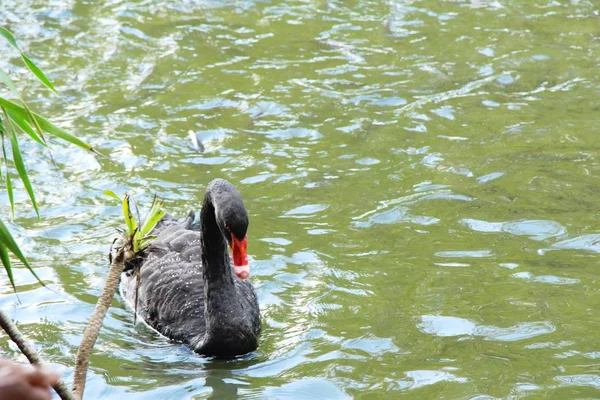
(395, 72), (509, 116)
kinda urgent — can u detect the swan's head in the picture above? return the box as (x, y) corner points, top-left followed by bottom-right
(208, 179), (250, 280)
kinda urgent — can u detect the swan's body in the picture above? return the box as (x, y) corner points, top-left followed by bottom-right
(120, 179), (260, 357)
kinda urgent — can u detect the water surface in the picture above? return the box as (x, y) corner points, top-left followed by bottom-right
(1, 0), (600, 398)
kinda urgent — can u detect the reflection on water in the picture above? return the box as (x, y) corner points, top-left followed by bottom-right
(1, 0), (600, 398)
(419, 315), (555, 342)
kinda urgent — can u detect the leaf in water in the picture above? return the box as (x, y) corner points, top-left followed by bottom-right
(188, 130), (204, 153)
(104, 190), (121, 201)
(7, 118), (39, 216)
(0, 219), (43, 286)
(0, 27), (19, 49)
(21, 54), (56, 92)
(5, 109), (45, 146)
(0, 67), (17, 94)
(0, 241), (16, 292)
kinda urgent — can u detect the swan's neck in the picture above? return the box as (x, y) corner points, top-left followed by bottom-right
(198, 194), (252, 354)
(200, 198), (234, 286)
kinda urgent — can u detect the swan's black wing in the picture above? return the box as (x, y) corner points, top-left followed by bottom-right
(120, 211), (206, 347)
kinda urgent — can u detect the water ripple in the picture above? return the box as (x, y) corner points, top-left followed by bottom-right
(419, 315), (555, 341)
(461, 218), (567, 241)
(1, 0), (599, 398)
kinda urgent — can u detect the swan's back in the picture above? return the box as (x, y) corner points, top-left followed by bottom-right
(120, 211), (207, 346)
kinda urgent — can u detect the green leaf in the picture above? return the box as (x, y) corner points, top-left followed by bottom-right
(139, 204), (164, 238)
(135, 195), (164, 253)
(0, 27), (19, 49)
(5, 110), (45, 146)
(0, 219), (43, 286)
(0, 242), (16, 292)
(139, 235), (157, 246)
(122, 195), (137, 236)
(21, 54), (56, 92)
(103, 190), (121, 201)
(0, 97), (98, 153)
(20, 103), (47, 144)
(29, 112), (85, 149)
(5, 172), (14, 218)
(138, 236), (158, 251)
(7, 118), (39, 216)
(0, 123), (14, 217)
(0, 67), (17, 94)
(0, 27), (55, 92)
(0, 220), (26, 264)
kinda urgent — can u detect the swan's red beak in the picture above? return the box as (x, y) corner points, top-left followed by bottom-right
(231, 235), (249, 280)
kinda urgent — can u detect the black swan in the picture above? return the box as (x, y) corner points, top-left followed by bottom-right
(120, 179), (261, 357)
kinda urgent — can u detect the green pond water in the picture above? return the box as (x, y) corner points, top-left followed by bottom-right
(1, 0), (600, 398)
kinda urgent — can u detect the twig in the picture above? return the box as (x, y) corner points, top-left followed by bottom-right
(71, 245), (127, 400)
(0, 308), (76, 400)
(133, 266), (140, 324)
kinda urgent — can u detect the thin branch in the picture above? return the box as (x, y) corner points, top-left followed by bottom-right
(71, 245), (127, 400)
(0, 308), (76, 400)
